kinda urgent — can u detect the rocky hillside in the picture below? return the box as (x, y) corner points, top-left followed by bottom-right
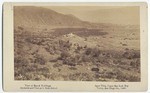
(14, 6), (92, 28)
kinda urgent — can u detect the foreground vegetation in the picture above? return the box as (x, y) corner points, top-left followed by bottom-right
(14, 27), (140, 81)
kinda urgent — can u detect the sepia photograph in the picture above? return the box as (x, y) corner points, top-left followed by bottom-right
(3, 2), (148, 92)
(14, 6), (140, 81)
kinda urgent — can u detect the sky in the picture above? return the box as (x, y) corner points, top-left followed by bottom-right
(44, 6), (140, 25)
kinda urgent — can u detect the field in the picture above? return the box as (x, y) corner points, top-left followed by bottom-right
(14, 26), (140, 81)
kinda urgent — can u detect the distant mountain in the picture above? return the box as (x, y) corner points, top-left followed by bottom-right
(14, 6), (92, 28)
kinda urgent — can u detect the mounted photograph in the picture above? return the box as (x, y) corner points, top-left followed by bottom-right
(3, 2), (148, 92)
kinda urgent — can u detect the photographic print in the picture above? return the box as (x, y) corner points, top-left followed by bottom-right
(3, 2), (148, 92)
(14, 6), (140, 81)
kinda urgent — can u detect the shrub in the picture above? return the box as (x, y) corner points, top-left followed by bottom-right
(122, 50), (140, 59)
(49, 58), (58, 62)
(53, 63), (62, 68)
(136, 58), (140, 68)
(25, 38), (44, 45)
(14, 57), (29, 68)
(81, 55), (90, 62)
(85, 48), (92, 55)
(69, 67), (77, 70)
(84, 45), (87, 48)
(113, 59), (119, 65)
(128, 75), (140, 82)
(91, 68), (99, 72)
(37, 67), (49, 73)
(130, 59), (140, 68)
(122, 51), (131, 59)
(59, 40), (72, 50)
(68, 73), (93, 81)
(60, 51), (70, 60)
(122, 44), (127, 46)
(67, 62), (76, 66)
(18, 26), (24, 30)
(34, 54), (46, 65)
(84, 48), (101, 58)
(132, 52), (140, 58)
(116, 74), (126, 81)
(92, 48), (101, 57)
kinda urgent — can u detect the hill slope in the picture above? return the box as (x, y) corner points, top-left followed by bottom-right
(14, 6), (92, 27)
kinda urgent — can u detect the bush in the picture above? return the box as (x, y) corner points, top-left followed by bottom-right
(60, 51), (70, 60)
(122, 51), (132, 59)
(34, 54), (46, 65)
(132, 52), (140, 58)
(59, 40), (72, 50)
(84, 48), (101, 57)
(14, 57), (29, 69)
(85, 48), (92, 55)
(92, 48), (101, 57)
(69, 67), (77, 70)
(128, 75), (140, 82)
(130, 59), (140, 68)
(82, 55), (90, 62)
(91, 68), (99, 72)
(49, 58), (58, 62)
(37, 67), (49, 73)
(68, 73), (93, 81)
(14, 57), (39, 80)
(25, 38), (44, 45)
(122, 50), (140, 59)
(53, 63), (62, 68)
(18, 26), (24, 30)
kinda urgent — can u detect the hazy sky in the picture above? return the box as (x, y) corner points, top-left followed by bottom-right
(43, 6), (140, 25)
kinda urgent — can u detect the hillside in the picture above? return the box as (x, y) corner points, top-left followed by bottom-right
(14, 6), (92, 28)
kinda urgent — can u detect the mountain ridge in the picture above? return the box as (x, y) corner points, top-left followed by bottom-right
(14, 6), (93, 28)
